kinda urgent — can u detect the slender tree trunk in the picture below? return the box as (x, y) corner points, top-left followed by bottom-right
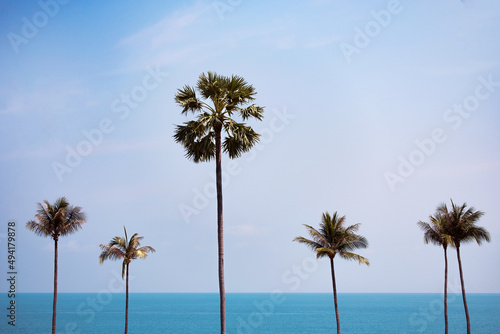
(456, 246), (471, 334)
(443, 246), (448, 334)
(215, 127), (225, 334)
(125, 263), (129, 334)
(52, 237), (58, 334)
(329, 257), (340, 334)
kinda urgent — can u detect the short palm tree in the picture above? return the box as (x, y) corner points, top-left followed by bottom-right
(418, 212), (452, 334)
(26, 197), (86, 334)
(174, 71), (263, 334)
(437, 200), (490, 334)
(294, 212), (369, 334)
(99, 227), (155, 334)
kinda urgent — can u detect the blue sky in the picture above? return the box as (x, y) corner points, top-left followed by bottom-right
(0, 0), (499, 294)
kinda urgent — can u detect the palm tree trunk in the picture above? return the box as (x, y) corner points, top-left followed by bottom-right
(329, 257), (340, 334)
(456, 246), (471, 334)
(215, 126), (225, 334)
(125, 263), (129, 334)
(52, 237), (58, 334)
(443, 246), (448, 334)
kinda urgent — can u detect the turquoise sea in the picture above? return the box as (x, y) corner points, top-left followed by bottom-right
(2, 293), (499, 333)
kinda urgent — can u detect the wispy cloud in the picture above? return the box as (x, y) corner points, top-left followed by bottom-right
(423, 60), (500, 76)
(304, 35), (346, 49)
(91, 136), (171, 155)
(119, 4), (205, 48)
(117, 3), (211, 70)
(0, 145), (60, 161)
(420, 161), (500, 179)
(116, 3), (281, 70)
(0, 95), (25, 114)
(227, 224), (265, 236)
(0, 81), (86, 115)
(42, 240), (95, 253)
(274, 35), (296, 50)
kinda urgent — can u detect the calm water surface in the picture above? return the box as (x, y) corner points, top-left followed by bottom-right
(2, 293), (499, 333)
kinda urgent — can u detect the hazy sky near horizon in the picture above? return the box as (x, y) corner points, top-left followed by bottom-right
(0, 0), (499, 294)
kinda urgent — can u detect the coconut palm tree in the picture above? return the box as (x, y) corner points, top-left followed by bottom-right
(99, 227), (155, 334)
(26, 197), (86, 334)
(418, 212), (452, 334)
(174, 71), (263, 334)
(293, 212), (369, 334)
(437, 200), (490, 334)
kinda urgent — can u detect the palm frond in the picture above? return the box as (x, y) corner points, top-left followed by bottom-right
(222, 122), (260, 159)
(60, 206), (87, 236)
(174, 120), (216, 163)
(98, 245), (125, 264)
(238, 105), (264, 121)
(293, 236), (324, 254)
(339, 252), (370, 265)
(175, 85), (204, 114)
(135, 246), (156, 259)
(316, 246), (336, 259)
(122, 261), (127, 280)
(342, 235), (369, 251)
(26, 220), (51, 237)
(303, 224), (329, 247)
(460, 226), (491, 245)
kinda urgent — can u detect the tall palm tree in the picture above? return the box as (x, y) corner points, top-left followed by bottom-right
(99, 227), (155, 334)
(26, 197), (86, 334)
(293, 212), (369, 334)
(174, 71), (263, 334)
(418, 212), (452, 334)
(437, 200), (490, 334)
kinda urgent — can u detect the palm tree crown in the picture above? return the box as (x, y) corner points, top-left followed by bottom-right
(99, 226), (156, 278)
(294, 212), (369, 264)
(26, 197), (86, 240)
(437, 200), (490, 247)
(174, 71), (264, 162)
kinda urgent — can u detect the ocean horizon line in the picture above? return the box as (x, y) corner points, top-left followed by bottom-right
(13, 291), (500, 295)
